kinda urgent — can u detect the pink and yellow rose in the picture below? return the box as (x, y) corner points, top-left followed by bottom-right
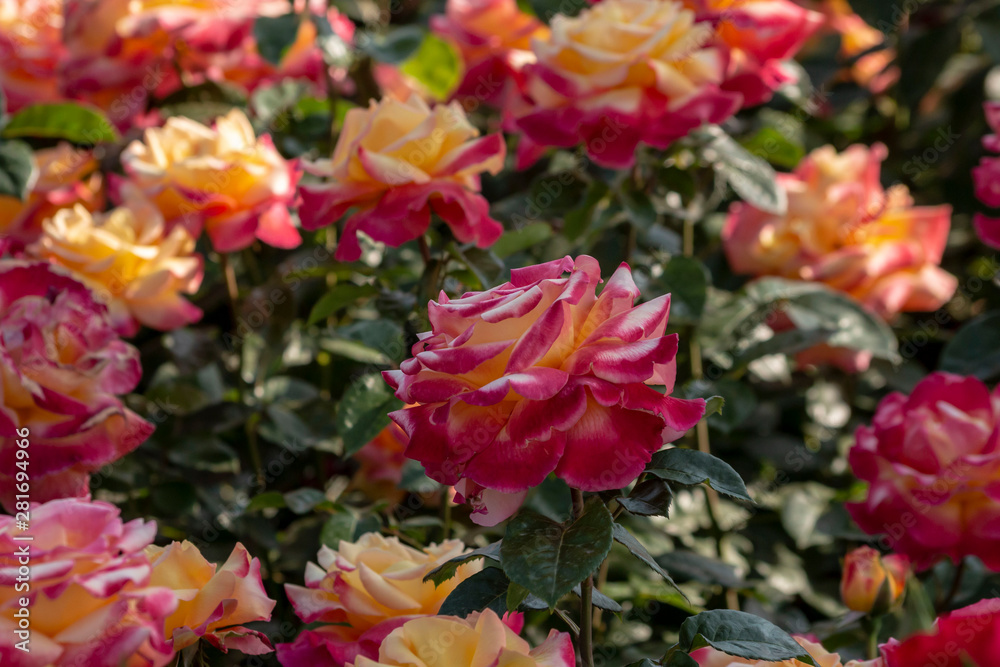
(298, 95), (505, 261)
(0, 498), (176, 667)
(509, 0), (741, 169)
(350, 609), (575, 667)
(118, 109), (301, 252)
(0, 143), (104, 247)
(821, 0), (899, 94)
(430, 0), (549, 106)
(277, 532), (482, 666)
(881, 598), (1000, 667)
(847, 372), (1000, 571)
(692, 635), (883, 667)
(973, 102), (1000, 249)
(384, 255), (706, 526)
(28, 186), (203, 336)
(146, 540), (276, 655)
(840, 547), (909, 614)
(0, 261), (153, 511)
(683, 0), (823, 107)
(350, 421), (409, 505)
(724, 143), (956, 321)
(0, 0), (65, 111)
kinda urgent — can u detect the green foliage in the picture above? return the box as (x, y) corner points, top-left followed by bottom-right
(666, 610), (817, 665)
(3, 102), (119, 143)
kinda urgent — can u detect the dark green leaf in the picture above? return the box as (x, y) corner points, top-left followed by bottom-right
(167, 436), (240, 474)
(0, 140), (33, 199)
(576, 584), (623, 612)
(739, 127), (804, 169)
(438, 567), (510, 616)
(655, 256), (709, 322)
(617, 478), (672, 517)
(501, 499), (614, 607)
(664, 653), (699, 667)
(246, 491), (286, 511)
(360, 25), (425, 64)
(647, 448), (752, 502)
(400, 33), (461, 100)
(939, 311), (1000, 381)
(336, 373), (402, 456)
(506, 582), (531, 612)
(308, 284), (379, 325)
(655, 550), (743, 588)
(670, 610), (816, 664)
(612, 523), (680, 591)
(284, 488), (329, 514)
(697, 126), (786, 215)
(425, 541), (503, 584)
(3, 103), (119, 143)
(619, 182), (657, 230)
(321, 513), (357, 548)
(254, 14), (301, 65)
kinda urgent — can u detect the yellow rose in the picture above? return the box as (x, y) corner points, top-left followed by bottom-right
(120, 109), (301, 252)
(28, 185), (203, 336)
(298, 95), (506, 261)
(350, 610), (575, 667)
(279, 533), (482, 665)
(0, 143), (104, 246)
(145, 540), (277, 654)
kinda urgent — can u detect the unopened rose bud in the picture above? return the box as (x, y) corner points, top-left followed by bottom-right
(840, 547), (909, 615)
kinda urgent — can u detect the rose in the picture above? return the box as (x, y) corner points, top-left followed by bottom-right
(508, 0), (741, 169)
(430, 0), (548, 106)
(349, 610), (575, 667)
(0, 497), (176, 667)
(145, 540), (276, 654)
(724, 143), (956, 321)
(692, 635), (883, 667)
(972, 102), (1000, 249)
(0, 143), (105, 247)
(881, 598), (1000, 667)
(0, 0), (65, 112)
(27, 185), (204, 336)
(118, 109), (301, 252)
(723, 142), (956, 371)
(847, 372), (1000, 571)
(384, 255), (706, 526)
(277, 532), (483, 666)
(682, 0), (823, 107)
(298, 95), (506, 261)
(840, 547), (909, 615)
(350, 421), (410, 505)
(822, 0), (899, 94)
(0, 261), (154, 511)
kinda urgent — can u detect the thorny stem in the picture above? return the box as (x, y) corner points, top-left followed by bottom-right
(572, 488), (595, 667)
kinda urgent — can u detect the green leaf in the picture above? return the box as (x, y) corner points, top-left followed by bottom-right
(668, 609), (816, 664)
(0, 140), (34, 200)
(284, 488), (329, 514)
(655, 550), (743, 588)
(336, 373), (402, 457)
(655, 256), (709, 322)
(501, 498), (614, 607)
(448, 244), (505, 290)
(438, 567), (510, 617)
(254, 14), (301, 65)
(308, 283), (379, 325)
(3, 103), (119, 143)
(939, 311), (1000, 381)
(425, 541), (503, 585)
(618, 182), (657, 230)
(739, 127), (804, 170)
(647, 448), (752, 502)
(167, 436), (240, 474)
(400, 33), (461, 100)
(321, 513), (358, 548)
(361, 25), (425, 64)
(246, 491), (286, 511)
(576, 584), (623, 612)
(697, 126), (786, 215)
(704, 396), (725, 417)
(506, 582), (531, 612)
(564, 181), (609, 241)
(617, 478), (672, 517)
(612, 523), (680, 591)
(492, 222), (553, 259)
(664, 653), (699, 667)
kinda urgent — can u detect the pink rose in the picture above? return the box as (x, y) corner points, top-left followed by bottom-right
(0, 497), (176, 667)
(508, 0), (742, 169)
(882, 598), (1000, 667)
(973, 102), (1000, 249)
(840, 547), (909, 614)
(430, 0), (549, 106)
(0, 261), (153, 511)
(384, 255), (706, 526)
(0, 0), (66, 112)
(298, 95), (505, 261)
(847, 372), (1000, 571)
(683, 0), (823, 107)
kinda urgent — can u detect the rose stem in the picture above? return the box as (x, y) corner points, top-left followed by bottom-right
(572, 488), (596, 667)
(938, 558), (966, 612)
